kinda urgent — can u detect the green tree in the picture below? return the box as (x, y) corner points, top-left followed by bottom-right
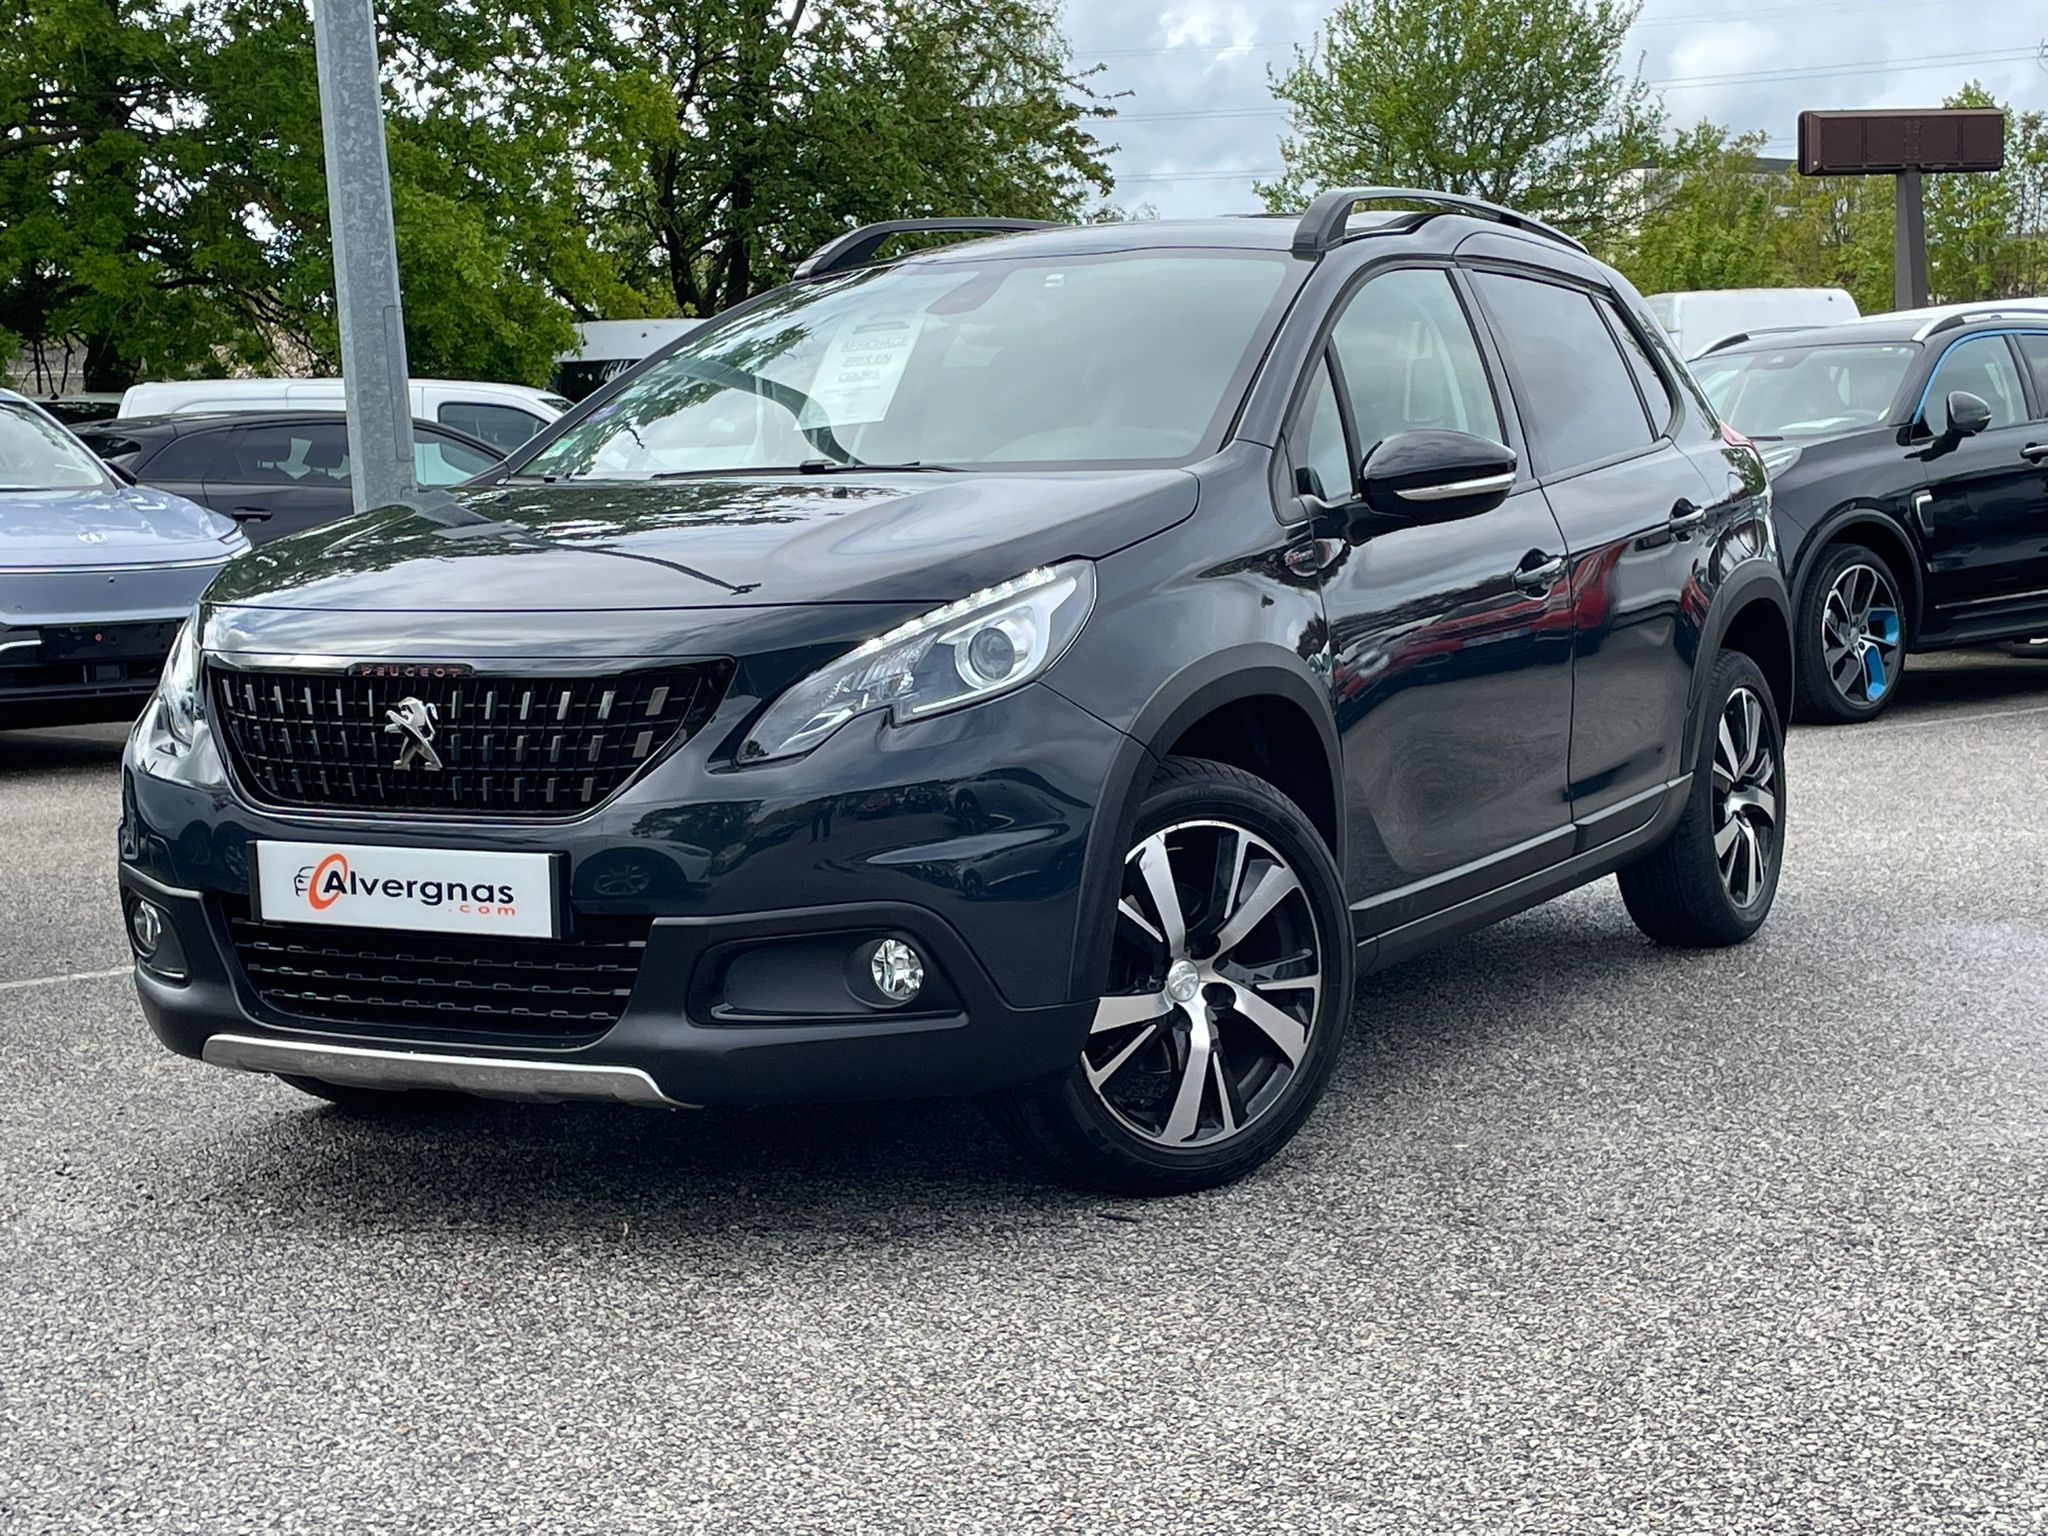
(515, 0), (1113, 318)
(1256, 0), (1661, 248)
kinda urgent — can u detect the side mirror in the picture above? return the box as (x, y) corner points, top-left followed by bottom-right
(1357, 430), (1517, 528)
(1940, 389), (1993, 441)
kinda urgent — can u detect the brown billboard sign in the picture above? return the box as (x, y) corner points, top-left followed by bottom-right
(1798, 108), (2005, 175)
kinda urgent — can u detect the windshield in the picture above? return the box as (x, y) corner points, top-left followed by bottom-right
(522, 251), (1299, 478)
(1694, 342), (1919, 438)
(0, 403), (111, 490)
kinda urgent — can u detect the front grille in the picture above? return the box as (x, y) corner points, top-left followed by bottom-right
(209, 663), (728, 817)
(226, 906), (650, 1041)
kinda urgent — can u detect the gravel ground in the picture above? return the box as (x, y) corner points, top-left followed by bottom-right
(4, 653), (2048, 1534)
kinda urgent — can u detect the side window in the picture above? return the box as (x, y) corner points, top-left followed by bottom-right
(1924, 335), (2026, 433)
(1470, 271), (1655, 474)
(1288, 357), (1352, 500)
(229, 424), (351, 485)
(143, 430), (236, 482)
(415, 432), (500, 487)
(438, 402), (545, 453)
(2017, 333), (2048, 415)
(1602, 300), (1676, 432)
(1328, 267), (1503, 459)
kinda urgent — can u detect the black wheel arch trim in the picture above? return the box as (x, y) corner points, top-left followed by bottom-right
(1057, 648), (1342, 1003)
(1787, 502), (1926, 641)
(1688, 560), (1793, 761)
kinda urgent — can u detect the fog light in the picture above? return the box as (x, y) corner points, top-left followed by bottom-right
(129, 898), (165, 959)
(868, 939), (925, 1006)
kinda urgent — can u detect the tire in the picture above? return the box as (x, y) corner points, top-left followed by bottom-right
(1619, 651), (1784, 948)
(989, 756), (1353, 1196)
(276, 1074), (467, 1113)
(1794, 541), (1908, 723)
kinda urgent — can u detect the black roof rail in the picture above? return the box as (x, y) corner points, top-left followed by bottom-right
(794, 218), (1063, 280)
(1290, 188), (1586, 259)
(1696, 325), (1807, 356)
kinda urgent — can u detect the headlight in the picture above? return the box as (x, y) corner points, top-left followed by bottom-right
(739, 562), (1096, 762)
(157, 610), (203, 745)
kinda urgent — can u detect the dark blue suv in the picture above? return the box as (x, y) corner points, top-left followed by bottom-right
(118, 191), (1792, 1193)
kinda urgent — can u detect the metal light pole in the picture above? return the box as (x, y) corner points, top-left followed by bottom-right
(311, 0), (417, 515)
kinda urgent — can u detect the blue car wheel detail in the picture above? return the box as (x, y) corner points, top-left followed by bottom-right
(1821, 563), (1904, 710)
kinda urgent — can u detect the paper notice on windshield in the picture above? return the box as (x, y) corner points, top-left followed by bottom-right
(799, 312), (926, 427)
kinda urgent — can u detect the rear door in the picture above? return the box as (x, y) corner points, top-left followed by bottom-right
(1917, 331), (2048, 627)
(203, 421), (356, 543)
(1469, 267), (1719, 831)
(1304, 263), (1576, 930)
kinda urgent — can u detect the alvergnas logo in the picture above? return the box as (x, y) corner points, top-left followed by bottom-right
(291, 852), (519, 917)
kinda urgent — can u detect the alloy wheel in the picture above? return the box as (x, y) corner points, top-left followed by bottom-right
(1820, 562), (1903, 707)
(1085, 819), (1324, 1147)
(1712, 686), (1779, 909)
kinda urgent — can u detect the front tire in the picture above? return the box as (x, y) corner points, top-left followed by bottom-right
(1795, 542), (1907, 723)
(1619, 652), (1784, 947)
(991, 757), (1353, 1195)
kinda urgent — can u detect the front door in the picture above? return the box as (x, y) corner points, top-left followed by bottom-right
(206, 422), (357, 544)
(1302, 264), (1575, 934)
(1468, 269), (1718, 828)
(1916, 332), (2048, 631)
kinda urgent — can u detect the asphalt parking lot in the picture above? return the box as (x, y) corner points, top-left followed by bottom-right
(4, 653), (2048, 1534)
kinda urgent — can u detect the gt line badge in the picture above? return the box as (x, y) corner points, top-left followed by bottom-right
(383, 696), (442, 771)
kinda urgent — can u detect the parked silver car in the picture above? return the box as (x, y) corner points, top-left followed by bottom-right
(0, 388), (246, 728)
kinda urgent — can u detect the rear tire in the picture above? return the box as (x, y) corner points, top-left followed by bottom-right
(1794, 542), (1907, 723)
(1619, 652), (1784, 948)
(990, 757), (1352, 1196)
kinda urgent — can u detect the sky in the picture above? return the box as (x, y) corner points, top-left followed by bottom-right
(1063, 0), (2048, 216)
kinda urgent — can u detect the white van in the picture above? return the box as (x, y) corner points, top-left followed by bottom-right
(552, 319), (702, 401)
(116, 377), (571, 453)
(1646, 288), (1860, 360)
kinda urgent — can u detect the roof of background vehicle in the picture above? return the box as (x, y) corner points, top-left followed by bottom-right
(1711, 299), (2048, 353)
(75, 411), (503, 456)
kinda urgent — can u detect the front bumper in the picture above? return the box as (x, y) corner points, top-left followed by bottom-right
(119, 679), (1126, 1105)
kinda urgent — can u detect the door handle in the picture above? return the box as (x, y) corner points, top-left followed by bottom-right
(1512, 551), (1567, 593)
(1668, 498), (1708, 535)
(2022, 442), (2048, 465)
(229, 507), (273, 521)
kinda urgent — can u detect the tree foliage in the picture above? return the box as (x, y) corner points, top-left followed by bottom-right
(1612, 87), (2048, 311)
(1256, 0), (1661, 249)
(0, 0), (1109, 391)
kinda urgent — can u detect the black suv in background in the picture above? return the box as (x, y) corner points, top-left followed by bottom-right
(77, 412), (502, 545)
(1695, 305), (2048, 722)
(119, 192), (1790, 1193)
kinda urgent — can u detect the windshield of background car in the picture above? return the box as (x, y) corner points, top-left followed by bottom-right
(1693, 342), (1919, 438)
(0, 404), (111, 490)
(521, 251), (1300, 477)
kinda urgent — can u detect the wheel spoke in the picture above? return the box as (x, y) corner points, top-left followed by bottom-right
(1230, 985), (1309, 1066)
(1092, 991), (1171, 1034)
(1727, 785), (1776, 825)
(1160, 1012), (1213, 1143)
(1209, 1046), (1239, 1137)
(1714, 817), (1743, 858)
(1085, 1022), (1160, 1089)
(1737, 690), (1763, 775)
(1136, 835), (1187, 957)
(1117, 897), (1164, 946)
(1715, 718), (1738, 785)
(1740, 819), (1765, 902)
(1212, 861), (1299, 959)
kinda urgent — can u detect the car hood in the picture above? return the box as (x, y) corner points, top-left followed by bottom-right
(203, 471), (1200, 611)
(0, 483), (242, 568)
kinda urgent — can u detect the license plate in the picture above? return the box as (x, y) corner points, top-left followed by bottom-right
(253, 841), (559, 939)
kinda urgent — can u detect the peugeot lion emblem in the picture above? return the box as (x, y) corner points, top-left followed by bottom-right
(383, 696), (442, 771)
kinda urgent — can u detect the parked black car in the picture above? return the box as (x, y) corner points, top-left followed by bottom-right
(1693, 305), (2048, 722)
(76, 412), (502, 545)
(119, 193), (1791, 1193)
